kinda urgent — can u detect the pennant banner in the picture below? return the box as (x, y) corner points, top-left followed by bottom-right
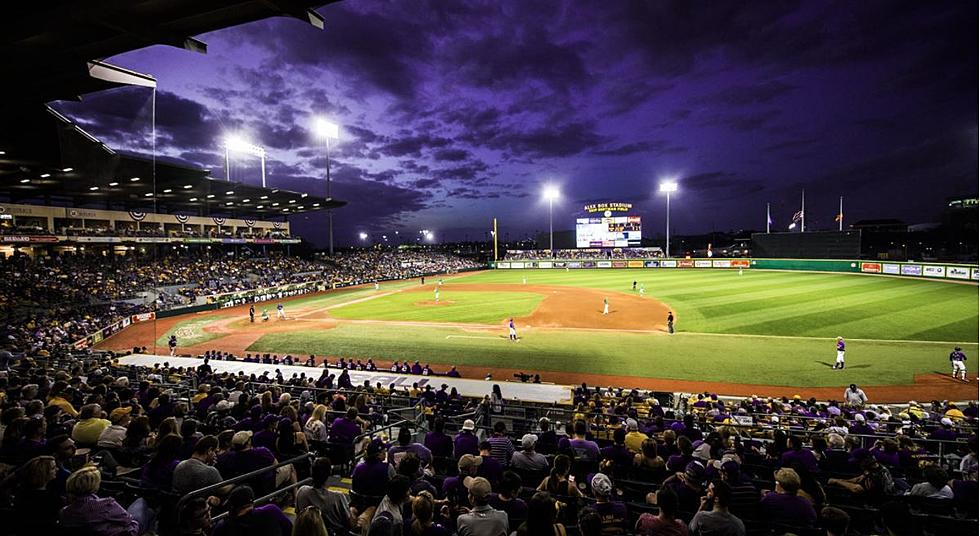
(175, 214), (189, 223)
(212, 217), (225, 226)
(128, 211), (146, 222)
(244, 219), (256, 227)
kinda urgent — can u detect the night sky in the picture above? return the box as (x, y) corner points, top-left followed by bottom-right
(53, 1), (978, 247)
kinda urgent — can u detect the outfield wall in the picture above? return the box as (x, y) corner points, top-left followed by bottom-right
(493, 258), (979, 282)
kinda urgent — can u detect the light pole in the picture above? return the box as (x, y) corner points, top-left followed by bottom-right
(223, 135), (267, 186)
(659, 181), (678, 257)
(313, 118), (340, 255)
(543, 185), (560, 253)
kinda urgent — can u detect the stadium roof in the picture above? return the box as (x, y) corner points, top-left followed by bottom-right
(0, 0), (343, 218)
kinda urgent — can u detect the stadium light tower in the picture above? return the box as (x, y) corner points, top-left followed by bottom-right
(313, 118), (340, 255)
(358, 232), (368, 241)
(543, 185), (560, 252)
(659, 180), (678, 257)
(223, 134), (267, 187)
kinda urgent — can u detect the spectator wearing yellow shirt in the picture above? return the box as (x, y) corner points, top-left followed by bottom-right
(47, 382), (78, 418)
(71, 404), (111, 447)
(624, 419), (649, 454)
(191, 384), (211, 406)
(944, 403), (966, 422)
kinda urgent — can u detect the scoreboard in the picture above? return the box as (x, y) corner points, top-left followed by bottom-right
(576, 216), (641, 248)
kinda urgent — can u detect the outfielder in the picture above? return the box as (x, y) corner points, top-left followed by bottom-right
(603, 297), (609, 315)
(374, 281), (380, 290)
(276, 302), (286, 319)
(434, 288), (440, 303)
(834, 336), (846, 369)
(508, 318), (519, 342)
(639, 283), (645, 296)
(950, 346), (968, 381)
(667, 311), (674, 334)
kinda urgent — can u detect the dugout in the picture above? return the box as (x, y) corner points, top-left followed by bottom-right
(751, 230), (861, 259)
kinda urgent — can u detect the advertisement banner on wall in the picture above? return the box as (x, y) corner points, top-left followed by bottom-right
(569, 262), (582, 268)
(627, 260), (644, 268)
(510, 262), (525, 269)
(131, 312), (156, 323)
(497, 262), (511, 268)
(660, 260), (677, 268)
(553, 262), (567, 268)
(712, 260), (732, 268)
(612, 261), (627, 268)
(922, 265), (945, 278)
(582, 261), (596, 268)
(677, 259), (695, 268)
(947, 266), (970, 280)
(644, 260), (661, 268)
(861, 263), (882, 273)
(901, 265), (922, 276)
(538, 261), (553, 269)
(731, 259), (751, 268)
(694, 260), (712, 268)
(973, 268), (979, 281)
(882, 264), (901, 275)
(597, 261), (613, 268)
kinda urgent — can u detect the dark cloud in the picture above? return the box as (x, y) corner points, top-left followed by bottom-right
(432, 148), (470, 162)
(696, 81), (796, 106)
(762, 138), (818, 152)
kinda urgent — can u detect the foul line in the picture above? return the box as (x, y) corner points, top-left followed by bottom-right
(446, 335), (502, 340)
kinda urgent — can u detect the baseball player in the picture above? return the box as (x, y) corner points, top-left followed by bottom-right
(632, 280), (637, 291)
(276, 302), (286, 319)
(168, 335), (177, 356)
(261, 307), (270, 322)
(508, 318), (519, 342)
(249, 304), (255, 323)
(667, 311), (674, 334)
(434, 288), (440, 303)
(639, 283), (646, 296)
(834, 336), (846, 369)
(603, 297), (609, 315)
(374, 281), (380, 290)
(522, 275), (527, 285)
(950, 346), (968, 381)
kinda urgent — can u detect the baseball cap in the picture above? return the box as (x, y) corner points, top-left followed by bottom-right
(591, 473), (613, 496)
(462, 419), (475, 431)
(521, 434), (538, 450)
(227, 486), (255, 511)
(625, 418), (639, 430)
(463, 476), (492, 499)
(215, 400), (233, 412)
(458, 454), (483, 471)
(109, 406), (132, 423)
(941, 417), (954, 426)
(367, 438), (386, 456)
(854, 413), (865, 422)
(683, 460), (706, 482)
(693, 443), (712, 461)
(231, 431), (253, 449)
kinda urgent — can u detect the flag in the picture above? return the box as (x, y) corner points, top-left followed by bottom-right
(792, 210), (804, 222)
(767, 213), (773, 226)
(834, 213), (843, 222)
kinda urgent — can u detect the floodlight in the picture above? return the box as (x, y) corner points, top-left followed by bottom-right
(659, 181), (678, 193)
(313, 118), (340, 140)
(542, 185), (560, 201)
(359, 232), (368, 240)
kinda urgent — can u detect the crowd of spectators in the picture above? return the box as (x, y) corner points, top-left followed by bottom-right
(0, 250), (483, 355)
(0, 350), (975, 536)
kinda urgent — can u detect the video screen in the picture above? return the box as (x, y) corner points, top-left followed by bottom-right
(576, 216), (641, 247)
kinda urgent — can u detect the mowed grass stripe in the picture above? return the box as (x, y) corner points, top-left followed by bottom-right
(328, 290), (543, 324)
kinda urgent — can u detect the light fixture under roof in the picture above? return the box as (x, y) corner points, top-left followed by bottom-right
(62, 167), (73, 172)
(89, 186), (99, 191)
(312, 203), (320, 207)
(130, 177), (140, 182)
(0, 150), (5, 155)
(19, 179), (30, 184)
(206, 194), (215, 198)
(40, 173), (51, 178)
(300, 193), (308, 198)
(163, 189), (172, 193)
(260, 195), (268, 199)
(272, 202), (280, 207)
(242, 198), (251, 203)
(189, 197), (198, 202)
(257, 205), (264, 209)
(283, 208), (290, 212)
(144, 193), (153, 197)
(225, 202), (233, 206)
(108, 182), (119, 186)
(183, 184), (192, 189)
(289, 200), (296, 203)
(296, 206), (304, 209)
(225, 190), (234, 195)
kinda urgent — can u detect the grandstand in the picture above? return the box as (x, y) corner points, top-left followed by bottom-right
(0, 2), (977, 536)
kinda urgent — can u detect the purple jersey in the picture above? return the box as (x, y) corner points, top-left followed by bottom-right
(509, 320), (515, 329)
(837, 340), (845, 351)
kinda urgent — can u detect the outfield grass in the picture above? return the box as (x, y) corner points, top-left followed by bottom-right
(445, 269), (979, 342)
(247, 322), (979, 387)
(330, 290), (543, 323)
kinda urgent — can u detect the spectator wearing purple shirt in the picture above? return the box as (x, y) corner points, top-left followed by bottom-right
(388, 425), (433, 469)
(590, 473), (629, 534)
(59, 466), (140, 536)
(760, 468), (817, 526)
(424, 417), (454, 458)
(487, 421), (515, 464)
(454, 419), (480, 458)
(141, 433), (182, 489)
(252, 414), (280, 452)
(568, 420), (601, 462)
(667, 436), (695, 473)
(213, 485), (292, 536)
(329, 407), (363, 445)
(352, 438), (395, 498)
(780, 435), (819, 475)
(489, 471), (528, 532)
(601, 428), (634, 476)
(928, 418), (959, 441)
(477, 441), (504, 487)
(216, 431), (279, 497)
(443, 454), (483, 507)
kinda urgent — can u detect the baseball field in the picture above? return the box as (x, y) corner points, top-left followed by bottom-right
(102, 268), (980, 401)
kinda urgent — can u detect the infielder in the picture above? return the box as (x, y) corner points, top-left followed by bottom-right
(508, 318), (519, 342)
(434, 288), (440, 303)
(603, 297), (609, 315)
(522, 276), (527, 285)
(834, 336), (846, 369)
(950, 346), (968, 381)
(639, 283), (646, 296)
(276, 302), (286, 319)
(374, 281), (380, 290)
(667, 311), (674, 334)
(249, 304), (255, 323)
(168, 335), (177, 356)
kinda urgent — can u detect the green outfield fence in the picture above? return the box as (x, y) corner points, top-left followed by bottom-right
(492, 257), (979, 282)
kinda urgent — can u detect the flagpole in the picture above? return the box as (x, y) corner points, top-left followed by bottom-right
(801, 189), (805, 233)
(766, 203), (771, 233)
(839, 196), (843, 232)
